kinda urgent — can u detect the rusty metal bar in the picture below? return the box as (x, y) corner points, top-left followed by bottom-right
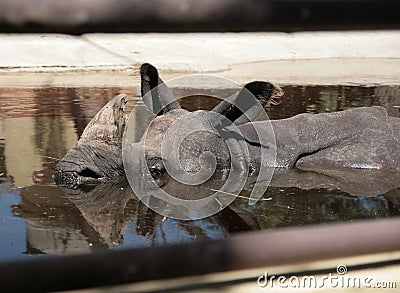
(1, 217), (400, 292)
(0, 0), (400, 33)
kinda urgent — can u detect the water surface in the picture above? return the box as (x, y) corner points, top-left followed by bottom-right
(0, 85), (399, 261)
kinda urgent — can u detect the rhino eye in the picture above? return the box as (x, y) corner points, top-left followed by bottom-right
(148, 158), (166, 175)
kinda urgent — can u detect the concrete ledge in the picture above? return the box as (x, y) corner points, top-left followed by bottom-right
(1, 32), (400, 86)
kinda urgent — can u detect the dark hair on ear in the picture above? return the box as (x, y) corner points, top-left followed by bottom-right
(243, 81), (275, 107)
(140, 63), (159, 96)
(140, 63), (181, 115)
(212, 81), (277, 126)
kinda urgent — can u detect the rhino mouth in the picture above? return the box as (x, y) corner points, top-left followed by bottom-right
(78, 168), (103, 179)
(53, 167), (105, 188)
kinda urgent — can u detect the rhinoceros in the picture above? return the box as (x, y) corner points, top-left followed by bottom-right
(54, 63), (400, 200)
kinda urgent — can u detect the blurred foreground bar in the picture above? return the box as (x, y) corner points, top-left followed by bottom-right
(0, 0), (400, 33)
(1, 217), (400, 292)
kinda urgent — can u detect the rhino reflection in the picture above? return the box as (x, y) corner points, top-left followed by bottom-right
(252, 188), (400, 229)
(265, 169), (400, 197)
(12, 175), (400, 256)
(12, 185), (111, 255)
(59, 181), (133, 246)
(62, 181), (262, 241)
(12, 182), (263, 255)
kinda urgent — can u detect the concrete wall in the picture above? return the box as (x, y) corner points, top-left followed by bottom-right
(0, 31), (400, 86)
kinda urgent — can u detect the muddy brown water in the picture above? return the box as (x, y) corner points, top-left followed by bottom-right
(0, 85), (399, 261)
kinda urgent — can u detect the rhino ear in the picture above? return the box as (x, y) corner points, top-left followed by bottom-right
(140, 63), (181, 115)
(212, 81), (276, 125)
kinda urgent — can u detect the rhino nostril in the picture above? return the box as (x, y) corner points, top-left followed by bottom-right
(77, 168), (102, 179)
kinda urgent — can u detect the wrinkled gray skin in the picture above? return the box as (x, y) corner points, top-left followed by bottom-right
(54, 63), (400, 196)
(237, 106), (400, 171)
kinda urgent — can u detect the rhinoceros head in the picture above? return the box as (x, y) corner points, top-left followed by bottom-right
(126, 63), (279, 189)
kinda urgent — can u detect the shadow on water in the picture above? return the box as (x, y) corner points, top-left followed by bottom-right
(0, 85), (399, 260)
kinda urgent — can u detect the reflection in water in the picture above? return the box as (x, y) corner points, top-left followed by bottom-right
(0, 85), (399, 260)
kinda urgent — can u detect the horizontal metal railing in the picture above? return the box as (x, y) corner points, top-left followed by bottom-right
(1, 217), (400, 292)
(0, 0), (400, 33)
